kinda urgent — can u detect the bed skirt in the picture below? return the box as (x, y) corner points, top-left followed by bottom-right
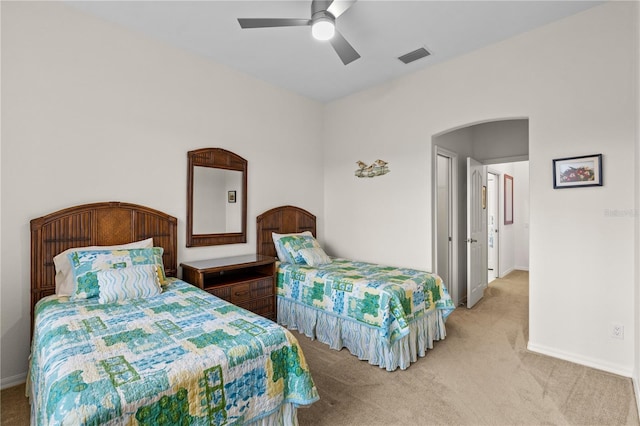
(247, 402), (298, 426)
(277, 296), (447, 372)
(29, 389), (301, 426)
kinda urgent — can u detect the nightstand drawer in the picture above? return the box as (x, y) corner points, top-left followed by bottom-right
(237, 296), (275, 320)
(230, 282), (252, 303)
(232, 277), (273, 303)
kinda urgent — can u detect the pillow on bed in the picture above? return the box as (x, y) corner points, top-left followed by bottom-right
(53, 238), (153, 296)
(272, 231), (313, 263)
(277, 234), (327, 265)
(97, 264), (162, 304)
(298, 247), (332, 267)
(67, 247), (166, 299)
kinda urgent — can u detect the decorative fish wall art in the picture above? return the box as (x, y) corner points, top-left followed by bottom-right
(355, 160), (390, 178)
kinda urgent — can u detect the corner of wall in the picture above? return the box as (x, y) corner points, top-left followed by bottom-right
(634, 0), (640, 416)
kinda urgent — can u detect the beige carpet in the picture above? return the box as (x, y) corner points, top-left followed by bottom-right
(295, 270), (639, 426)
(3, 271), (638, 425)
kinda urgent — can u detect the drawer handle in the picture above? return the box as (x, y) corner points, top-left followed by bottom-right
(235, 290), (250, 297)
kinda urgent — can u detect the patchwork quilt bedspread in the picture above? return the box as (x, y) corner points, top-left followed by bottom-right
(277, 259), (455, 344)
(29, 279), (318, 425)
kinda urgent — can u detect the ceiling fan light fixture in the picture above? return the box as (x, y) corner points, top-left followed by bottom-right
(312, 17), (335, 40)
(238, 1), (360, 65)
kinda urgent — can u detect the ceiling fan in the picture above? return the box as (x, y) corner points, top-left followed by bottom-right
(237, 0), (360, 65)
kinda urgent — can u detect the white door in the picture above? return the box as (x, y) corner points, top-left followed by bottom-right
(436, 154), (452, 297)
(434, 146), (459, 306)
(467, 157), (488, 308)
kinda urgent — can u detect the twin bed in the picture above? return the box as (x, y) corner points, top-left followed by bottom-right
(29, 202), (453, 424)
(29, 202), (318, 425)
(256, 205), (454, 372)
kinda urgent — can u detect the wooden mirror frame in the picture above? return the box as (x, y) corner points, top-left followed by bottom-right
(187, 148), (247, 246)
(504, 173), (514, 225)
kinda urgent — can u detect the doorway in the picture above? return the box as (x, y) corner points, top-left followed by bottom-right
(432, 118), (529, 308)
(434, 147), (457, 304)
(487, 170), (500, 283)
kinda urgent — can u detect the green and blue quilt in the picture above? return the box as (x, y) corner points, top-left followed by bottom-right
(277, 259), (455, 344)
(29, 279), (319, 425)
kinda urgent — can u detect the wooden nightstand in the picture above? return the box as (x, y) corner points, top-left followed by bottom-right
(180, 254), (277, 320)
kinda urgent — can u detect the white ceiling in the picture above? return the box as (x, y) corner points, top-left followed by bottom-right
(68, 0), (604, 103)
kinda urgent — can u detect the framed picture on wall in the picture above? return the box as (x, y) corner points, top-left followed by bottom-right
(552, 154), (602, 189)
(504, 174), (513, 225)
(228, 190), (236, 203)
(482, 185), (487, 210)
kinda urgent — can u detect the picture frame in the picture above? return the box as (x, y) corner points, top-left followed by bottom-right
(482, 185), (487, 210)
(552, 154), (602, 189)
(504, 174), (513, 225)
(227, 190), (236, 203)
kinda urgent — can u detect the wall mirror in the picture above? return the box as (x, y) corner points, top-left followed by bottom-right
(504, 174), (514, 225)
(187, 148), (247, 246)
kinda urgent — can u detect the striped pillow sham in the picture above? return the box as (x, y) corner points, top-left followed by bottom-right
(96, 264), (162, 304)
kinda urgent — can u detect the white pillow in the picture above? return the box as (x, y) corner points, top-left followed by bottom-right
(97, 264), (162, 304)
(53, 237), (153, 296)
(298, 247), (332, 267)
(272, 231), (313, 263)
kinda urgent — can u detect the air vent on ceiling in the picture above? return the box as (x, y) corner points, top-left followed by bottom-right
(398, 47), (431, 64)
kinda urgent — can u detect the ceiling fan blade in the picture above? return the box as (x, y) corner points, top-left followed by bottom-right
(326, 0), (357, 18)
(238, 18), (311, 29)
(329, 30), (360, 65)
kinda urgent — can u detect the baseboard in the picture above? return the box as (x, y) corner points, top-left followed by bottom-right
(498, 267), (529, 278)
(527, 342), (633, 378)
(1, 372), (27, 390)
(499, 267), (514, 277)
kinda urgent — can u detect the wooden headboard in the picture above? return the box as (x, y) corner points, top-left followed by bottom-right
(256, 205), (317, 257)
(30, 201), (177, 327)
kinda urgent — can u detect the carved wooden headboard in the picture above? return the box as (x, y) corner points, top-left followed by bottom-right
(30, 201), (177, 328)
(256, 205), (317, 258)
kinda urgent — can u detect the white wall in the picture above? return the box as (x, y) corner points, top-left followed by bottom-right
(489, 162), (530, 275)
(323, 2), (637, 376)
(513, 162), (530, 271)
(0, 2), (324, 387)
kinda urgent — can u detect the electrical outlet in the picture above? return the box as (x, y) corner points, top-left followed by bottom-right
(611, 323), (624, 340)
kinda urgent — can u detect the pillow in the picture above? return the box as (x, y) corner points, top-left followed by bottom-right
(67, 247), (166, 299)
(97, 264), (162, 304)
(298, 247), (332, 267)
(277, 234), (323, 265)
(53, 238), (153, 296)
(272, 231), (313, 263)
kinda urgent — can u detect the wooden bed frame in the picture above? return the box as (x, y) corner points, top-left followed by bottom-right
(30, 201), (177, 329)
(256, 205), (317, 257)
